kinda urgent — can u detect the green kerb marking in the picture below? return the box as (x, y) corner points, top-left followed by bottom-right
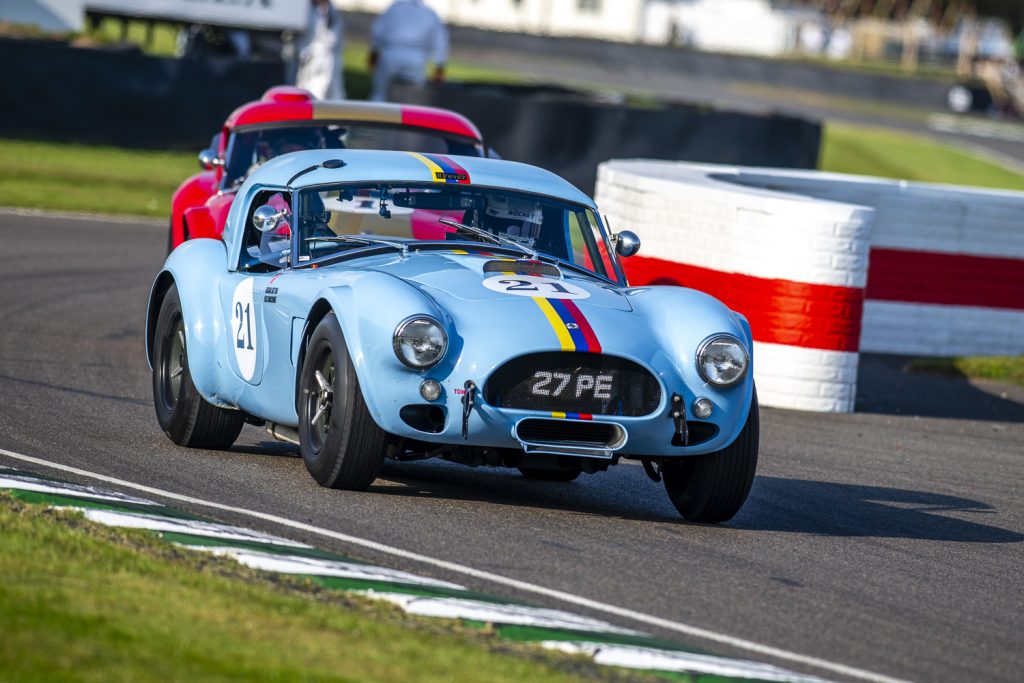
(1, 489), (189, 519)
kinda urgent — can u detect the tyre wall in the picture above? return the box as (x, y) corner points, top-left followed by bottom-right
(596, 160), (1024, 412)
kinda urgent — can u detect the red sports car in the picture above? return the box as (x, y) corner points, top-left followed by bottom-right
(169, 86), (487, 251)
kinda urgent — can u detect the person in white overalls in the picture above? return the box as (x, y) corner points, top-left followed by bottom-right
(296, 0), (345, 100)
(369, 0), (449, 101)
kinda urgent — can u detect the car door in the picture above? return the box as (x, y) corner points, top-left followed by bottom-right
(220, 189), (295, 388)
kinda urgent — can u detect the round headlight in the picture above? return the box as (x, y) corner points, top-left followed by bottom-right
(696, 335), (748, 387)
(393, 317), (447, 369)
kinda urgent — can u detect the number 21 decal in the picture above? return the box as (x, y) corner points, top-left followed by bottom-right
(231, 278), (257, 381)
(235, 302), (254, 350)
(482, 275), (590, 300)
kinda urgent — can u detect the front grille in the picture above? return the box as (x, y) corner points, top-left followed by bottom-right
(516, 419), (624, 449)
(485, 352), (661, 417)
(483, 259), (561, 277)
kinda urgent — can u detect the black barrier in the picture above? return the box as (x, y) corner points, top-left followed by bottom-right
(0, 37), (819, 192)
(391, 82), (821, 193)
(0, 37), (284, 149)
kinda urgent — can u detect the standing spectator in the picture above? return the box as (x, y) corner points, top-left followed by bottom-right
(369, 0), (448, 101)
(296, 0), (345, 100)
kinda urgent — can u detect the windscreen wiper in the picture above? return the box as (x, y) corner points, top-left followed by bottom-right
(438, 217), (538, 260)
(304, 235), (409, 258)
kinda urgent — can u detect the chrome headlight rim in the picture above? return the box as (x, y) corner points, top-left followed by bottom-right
(393, 315), (448, 370)
(695, 334), (749, 387)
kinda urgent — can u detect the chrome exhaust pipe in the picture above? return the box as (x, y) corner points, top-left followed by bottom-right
(266, 422), (300, 446)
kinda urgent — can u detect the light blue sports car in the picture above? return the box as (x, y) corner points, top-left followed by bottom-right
(147, 150), (758, 522)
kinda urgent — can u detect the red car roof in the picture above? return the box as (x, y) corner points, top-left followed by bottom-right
(223, 87), (483, 141)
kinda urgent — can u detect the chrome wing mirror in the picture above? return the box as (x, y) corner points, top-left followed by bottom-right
(613, 230), (641, 257)
(252, 204), (290, 233)
(198, 148), (224, 170)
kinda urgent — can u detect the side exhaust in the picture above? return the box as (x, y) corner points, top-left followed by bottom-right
(266, 422), (300, 446)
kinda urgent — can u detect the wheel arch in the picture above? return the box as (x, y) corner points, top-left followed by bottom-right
(294, 297), (336, 413)
(146, 270), (177, 369)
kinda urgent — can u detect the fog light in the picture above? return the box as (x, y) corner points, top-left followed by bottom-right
(692, 397), (713, 419)
(420, 380), (442, 401)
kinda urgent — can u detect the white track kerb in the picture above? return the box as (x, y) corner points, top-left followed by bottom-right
(0, 447), (909, 683)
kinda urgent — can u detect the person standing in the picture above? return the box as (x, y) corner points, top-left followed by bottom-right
(296, 0), (345, 100)
(369, 0), (448, 101)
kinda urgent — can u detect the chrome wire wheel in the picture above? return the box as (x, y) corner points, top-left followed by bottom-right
(298, 312), (388, 490)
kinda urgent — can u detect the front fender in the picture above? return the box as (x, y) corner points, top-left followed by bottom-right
(627, 285), (756, 451)
(303, 270), (454, 430)
(145, 238), (239, 409)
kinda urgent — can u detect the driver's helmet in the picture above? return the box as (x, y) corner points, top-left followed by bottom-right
(256, 127), (325, 163)
(482, 195), (543, 248)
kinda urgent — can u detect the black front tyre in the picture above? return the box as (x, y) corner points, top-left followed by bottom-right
(152, 284), (244, 449)
(298, 313), (388, 490)
(662, 391), (759, 523)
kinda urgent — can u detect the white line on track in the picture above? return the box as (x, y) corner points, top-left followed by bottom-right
(0, 447), (908, 683)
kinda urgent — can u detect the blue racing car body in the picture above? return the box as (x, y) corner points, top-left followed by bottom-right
(147, 150), (759, 522)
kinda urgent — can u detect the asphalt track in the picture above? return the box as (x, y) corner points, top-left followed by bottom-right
(1, 211), (1022, 682)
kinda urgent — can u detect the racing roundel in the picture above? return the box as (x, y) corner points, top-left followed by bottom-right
(482, 275), (590, 300)
(231, 278), (257, 381)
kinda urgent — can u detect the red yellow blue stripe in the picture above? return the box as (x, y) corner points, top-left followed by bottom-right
(531, 296), (602, 353)
(551, 412), (593, 420)
(407, 151), (470, 184)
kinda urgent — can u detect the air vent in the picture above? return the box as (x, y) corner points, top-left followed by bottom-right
(483, 259), (561, 277)
(516, 418), (625, 450)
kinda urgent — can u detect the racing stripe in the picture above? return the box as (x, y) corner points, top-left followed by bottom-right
(558, 299), (602, 353)
(532, 298), (575, 351)
(407, 152), (448, 183)
(547, 298), (589, 350)
(425, 154), (471, 184)
(532, 297), (603, 353)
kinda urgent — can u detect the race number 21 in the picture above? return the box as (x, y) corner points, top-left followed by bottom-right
(231, 277), (257, 381)
(482, 275), (590, 300)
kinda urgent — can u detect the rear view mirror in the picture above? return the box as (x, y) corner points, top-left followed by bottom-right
(253, 204), (290, 233)
(614, 230), (641, 257)
(392, 191), (472, 210)
(198, 148), (224, 171)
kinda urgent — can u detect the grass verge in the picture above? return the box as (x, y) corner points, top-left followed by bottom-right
(819, 122), (1024, 191)
(0, 139), (194, 218)
(0, 495), (613, 683)
(905, 356), (1024, 387)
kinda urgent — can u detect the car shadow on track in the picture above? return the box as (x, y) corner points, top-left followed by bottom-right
(738, 475), (1024, 543)
(856, 354), (1024, 423)
(373, 458), (686, 523)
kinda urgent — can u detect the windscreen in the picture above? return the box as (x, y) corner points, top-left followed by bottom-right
(222, 124), (484, 189)
(294, 183), (621, 283)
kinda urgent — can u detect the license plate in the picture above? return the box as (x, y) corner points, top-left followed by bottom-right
(529, 370), (615, 401)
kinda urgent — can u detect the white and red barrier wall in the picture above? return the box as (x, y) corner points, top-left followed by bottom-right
(595, 160), (1024, 412)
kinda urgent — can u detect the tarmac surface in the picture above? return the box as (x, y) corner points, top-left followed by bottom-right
(1, 211), (1022, 682)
